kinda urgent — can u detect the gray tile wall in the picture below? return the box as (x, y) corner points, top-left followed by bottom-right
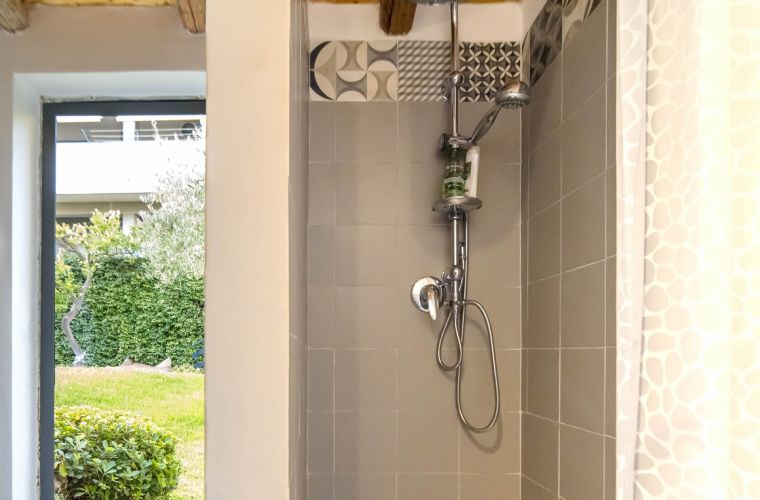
(290, 0), (309, 499)
(307, 99), (523, 500)
(520, 1), (616, 500)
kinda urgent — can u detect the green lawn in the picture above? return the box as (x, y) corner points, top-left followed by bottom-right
(55, 367), (204, 499)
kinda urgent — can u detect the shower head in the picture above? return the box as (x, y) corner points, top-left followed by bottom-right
(467, 79), (531, 145)
(494, 79), (531, 109)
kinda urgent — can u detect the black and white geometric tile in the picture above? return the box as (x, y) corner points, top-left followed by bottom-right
(311, 40), (523, 103)
(459, 42), (520, 102)
(310, 41), (398, 102)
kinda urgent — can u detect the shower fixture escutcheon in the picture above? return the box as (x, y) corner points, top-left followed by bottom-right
(408, 0), (530, 434)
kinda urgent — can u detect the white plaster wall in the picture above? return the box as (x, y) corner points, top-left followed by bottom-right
(521, 0), (546, 34)
(10, 75), (41, 500)
(0, 6), (204, 498)
(309, 1), (524, 42)
(205, 0), (294, 498)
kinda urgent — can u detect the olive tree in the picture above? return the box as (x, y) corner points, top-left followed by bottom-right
(134, 131), (205, 282)
(56, 210), (137, 365)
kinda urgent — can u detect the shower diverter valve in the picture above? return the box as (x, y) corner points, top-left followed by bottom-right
(410, 276), (445, 321)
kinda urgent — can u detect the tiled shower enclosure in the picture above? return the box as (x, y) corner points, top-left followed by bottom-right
(305, 0), (616, 499)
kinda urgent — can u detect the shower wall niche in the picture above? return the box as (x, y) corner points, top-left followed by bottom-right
(305, 1), (616, 499)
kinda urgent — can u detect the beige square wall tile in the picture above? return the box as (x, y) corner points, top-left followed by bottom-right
(560, 349), (605, 434)
(522, 476), (557, 500)
(334, 225), (396, 286)
(560, 425), (604, 500)
(307, 412), (334, 474)
(334, 287), (399, 348)
(397, 161), (449, 225)
(334, 474), (396, 500)
(309, 163), (336, 226)
(605, 437), (616, 499)
(606, 257), (616, 347)
(529, 132), (561, 217)
(460, 474), (520, 500)
(397, 474), (458, 500)
(468, 222), (521, 287)
(399, 102), (449, 163)
(472, 162), (521, 228)
(397, 412), (459, 473)
(526, 276), (560, 348)
(562, 175), (605, 271)
(308, 286), (335, 348)
(308, 474), (334, 500)
(606, 347), (616, 436)
(397, 349), (454, 411)
(526, 348), (559, 420)
(334, 412), (396, 473)
(561, 0), (607, 118)
(561, 87), (606, 195)
(396, 224), (451, 286)
(334, 349), (396, 411)
(310, 102), (336, 163)
(335, 103), (398, 163)
(465, 286), (521, 349)
(459, 411), (520, 473)
(309, 226), (334, 286)
(561, 261), (606, 347)
(528, 203), (561, 282)
(606, 166), (616, 256)
(529, 57), (562, 148)
(307, 349), (333, 411)
(336, 163), (397, 225)
(460, 350), (520, 412)
(522, 413), (559, 492)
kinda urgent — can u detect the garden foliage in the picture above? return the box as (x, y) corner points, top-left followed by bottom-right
(54, 406), (181, 499)
(55, 256), (204, 367)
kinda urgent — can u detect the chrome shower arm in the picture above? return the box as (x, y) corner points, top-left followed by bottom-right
(467, 104), (502, 146)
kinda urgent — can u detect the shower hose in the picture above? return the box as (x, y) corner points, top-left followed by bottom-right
(436, 212), (501, 433)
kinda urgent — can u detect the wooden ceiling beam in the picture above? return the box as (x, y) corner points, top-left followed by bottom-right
(312, 0), (507, 3)
(0, 0), (29, 33)
(380, 0), (416, 35)
(177, 0), (204, 33)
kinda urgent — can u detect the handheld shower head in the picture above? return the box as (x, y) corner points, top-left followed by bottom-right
(467, 79), (531, 145)
(494, 79), (531, 109)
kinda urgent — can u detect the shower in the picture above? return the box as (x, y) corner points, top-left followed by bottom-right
(409, 0), (530, 433)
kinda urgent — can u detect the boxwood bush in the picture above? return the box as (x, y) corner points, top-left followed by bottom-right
(54, 406), (181, 499)
(55, 255), (204, 367)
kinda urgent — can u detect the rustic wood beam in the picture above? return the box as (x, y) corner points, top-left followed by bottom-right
(379, 0), (416, 35)
(28, 0), (175, 5)
(312, 0), (508, 3)
(177, 0), (204, 34)
(0, 0), (29, 33)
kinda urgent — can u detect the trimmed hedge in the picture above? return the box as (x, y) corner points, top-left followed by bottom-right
(55, 256), (204, 367)
(55, 406), (181, 499)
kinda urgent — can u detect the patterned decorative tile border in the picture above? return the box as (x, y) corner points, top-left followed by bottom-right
(309, 0), (603, 102)
(523, 0), (603, 86)
(310, 40), (520, 103)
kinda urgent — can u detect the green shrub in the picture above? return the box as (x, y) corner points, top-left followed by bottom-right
(54, 406), (181, 499)
(55, 255), (205, 367)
